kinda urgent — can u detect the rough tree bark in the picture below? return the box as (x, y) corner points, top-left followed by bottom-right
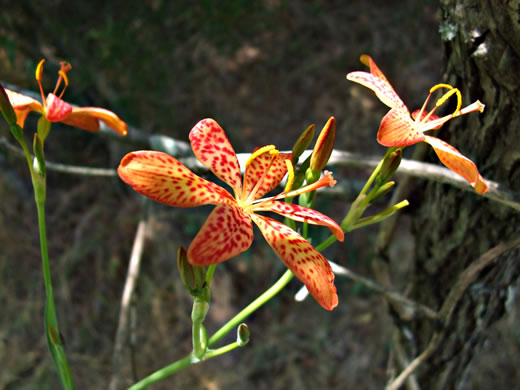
(407, 1), (520, 389)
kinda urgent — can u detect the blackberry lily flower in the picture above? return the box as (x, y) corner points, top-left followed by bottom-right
(347, 55), (487, 194)
(3, 59), (127, 136)
(118, 119), (344, 310)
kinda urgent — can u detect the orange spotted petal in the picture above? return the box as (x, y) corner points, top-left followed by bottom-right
(253, 201), (344, 241)
(62, 106), (128, 135)
(188, 203), (254, 266)
(4, 89), (43, 128)
(189, 118), (242, 197)
(251, 214), (338, 310)
(424, 135), (488, 194)
(360, 54), (392, 85)
(243, 149), (292, 201)
(118, 151), (236, 207)
(347, 71), (408, 112)
(45, 93), (73, 122)
(377, 107), (426, 147)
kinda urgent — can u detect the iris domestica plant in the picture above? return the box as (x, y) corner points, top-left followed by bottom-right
(0, 54), (489, 390)
(1, 60), (127, 390)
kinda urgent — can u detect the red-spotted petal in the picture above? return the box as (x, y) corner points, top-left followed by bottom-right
(45, 93), (72, 122)
(253, 201), (344, 241)
(360, 54), (391, 85)
(250, 214), (338, 310)
(424, 135), (488, 194)
(118, 151), (236, 207)
(189, 118), (242, 197)
(188, 203), (254, 265)
(347, 71), (408, 112)
(377, 108), (426, 147)
(243, 149), (292, 201)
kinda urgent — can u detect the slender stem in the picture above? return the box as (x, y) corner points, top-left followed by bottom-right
(205, 264), (217, 285)
(208, 269), (294, 347)
(359, 148), (392, 195)
(34, 173), (75, 389)
(127, 354), (194, 390)
(203, 342), (242, 359)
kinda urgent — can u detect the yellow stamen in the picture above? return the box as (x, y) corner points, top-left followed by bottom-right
(435, 88), (462, 116)
(429, 83), (454, 93)
(35, 59), (46, 82)
(246, 145), (276, 168)
(35, 59), (46, 106)
(55, 70), (69, 98)
(283, 159), (295, 193)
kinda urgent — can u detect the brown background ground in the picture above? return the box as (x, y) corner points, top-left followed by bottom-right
(0, 1), (518, 389)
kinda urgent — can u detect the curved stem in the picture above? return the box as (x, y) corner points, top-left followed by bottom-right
(127, 354), (194, 390)
(208, 269), (294, 347)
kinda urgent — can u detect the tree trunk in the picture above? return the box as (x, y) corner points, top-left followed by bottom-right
(409, 1), (520, 389)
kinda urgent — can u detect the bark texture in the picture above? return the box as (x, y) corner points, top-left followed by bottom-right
(409, 0), (520, 388)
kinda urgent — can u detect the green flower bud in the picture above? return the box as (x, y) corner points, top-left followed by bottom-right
(378, 148), (402, 183)
(177, 247), (207, 297)
(368, 181), (395, 203)
(37, 115), (52, 143)
(310, 116), (336, 172)
(236, 323), (250, 346)
(292, 124), (315, 164)
(33, 133), (45, 177)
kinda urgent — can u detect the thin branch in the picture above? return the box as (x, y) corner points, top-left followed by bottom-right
(385, 236), (520, 390)
(109, 201), (150, 390)
(328, 261), (439, 320)
(2, 135), (519, 211)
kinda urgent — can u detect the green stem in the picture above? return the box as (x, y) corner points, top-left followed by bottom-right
(34, 173), (75, 390)
(127, 354), (194, 390)
(203, 341), (242, 359)
(208, 269), (294, 347)
(205, 264), (217, 285)
(359, 148), (393, 195)
(15, 128), (75, 389)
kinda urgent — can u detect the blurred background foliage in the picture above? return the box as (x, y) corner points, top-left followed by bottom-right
(0, 1), (518, 389)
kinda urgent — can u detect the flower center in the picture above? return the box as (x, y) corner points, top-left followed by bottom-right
(35, 59), (72, 109)
(415, 83), (462, 125)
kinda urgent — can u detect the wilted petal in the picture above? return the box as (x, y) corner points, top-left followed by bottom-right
(243, 148), (292, 201)
(189, 118), (242, 196)
(5, 89), (43, 128)
(424, 135), (488, 194)
(347, 71), (408, 112)
(251, 214), (338, 310)
(45, 93), (73, 122)
(188, 203), (254, 265)
(63, 106), (128, 135)
(118, 151), (236, 207)
(377, 108), (426, 147)
(253, 201), (344, 241)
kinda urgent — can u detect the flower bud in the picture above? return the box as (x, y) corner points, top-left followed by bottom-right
(368, 181), (395, 203)
(236, 323), (250, 346)
(310, 116), (336, 173)
(292, 124), (315, 164)
(177, 247), (207, 297)
(378, 148), (402, 183)
(37, 115), (52, 143)
(0, 84), (17, 125)
(33, 133), (46, 177)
